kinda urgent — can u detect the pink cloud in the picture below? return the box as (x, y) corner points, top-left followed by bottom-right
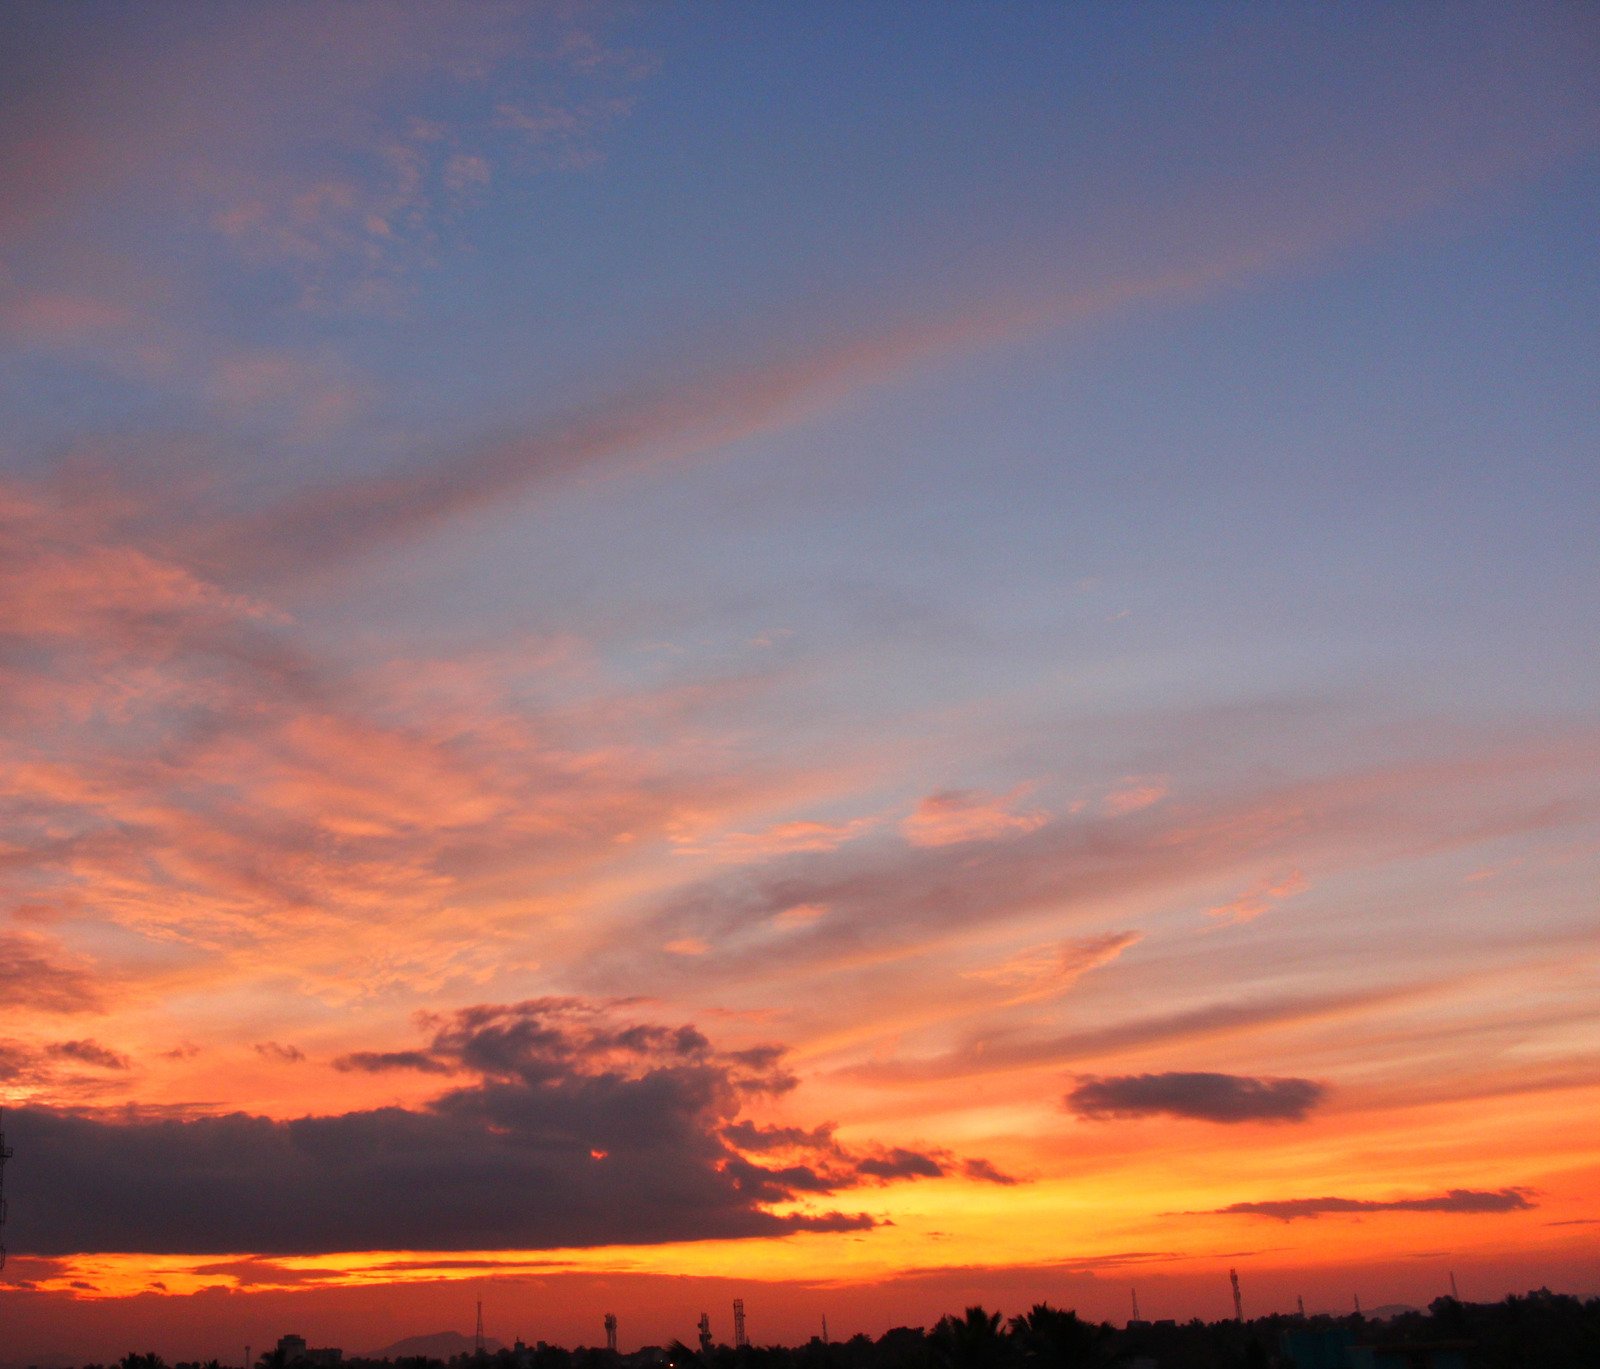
(673, 816), (878, 863)
(0, 475), (822, 1010)
(902, 787), (1048, 848)
(1103, 777), (1169, 817)
(965, 931), (1144, 1003)
(1207, 869), (1310, 924)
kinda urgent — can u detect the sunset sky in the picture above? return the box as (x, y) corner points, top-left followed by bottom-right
(2, 2), (1598, 1362)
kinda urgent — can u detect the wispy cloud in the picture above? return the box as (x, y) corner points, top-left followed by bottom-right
(1206, 869), (1309, 924)
(965, 932), (1142, 1004)
(605, 737), (1599, 994)
(672, 815), (878, 863)
(0, 476), (800, 1005)
(0, 933), (102, 1014)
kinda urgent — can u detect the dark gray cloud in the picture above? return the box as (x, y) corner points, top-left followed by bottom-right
(961, 1157), (1019, 1186)
(856, 1147), (947, 1182)
(1067, 1071), (1325, 1123)
(46, 1039), (130, 1071)
(3, 999), (1004, 1257)
(1205, 1188), (1535, 1221)
(715, 1121), (1014, 1190)
(720, 1120), (838, 1153)
(332, 1048), (455, 1074)
(253, 1041), (305, 1063)
(0, 1040), (136, 1102)
(0, 1042), (36, 1081)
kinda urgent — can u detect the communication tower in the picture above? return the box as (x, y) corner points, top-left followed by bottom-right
(1229, 1268), (1243, 1323)
(476, 1301), (486, 1358)
(1353, 1293), (1362, 1318)
(698, 1312), (713, 1356)
(1449, 1272), (1460, 1301)
(1296, 1296), (1305, 1318)
(0, 1105), (12, 1271)
(604, 1313), (618, 1354)
(733, 1299), (748, 1350)
(1130, 1288), (1141, 1322)
(821, 1315), (830, 1345)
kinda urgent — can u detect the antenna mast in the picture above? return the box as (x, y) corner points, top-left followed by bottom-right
(476, 1301), (486, 1358)
(698, 1312), (713, 1356)
(0, 1106), (12, 1271)
(1230, 1268), (1243, 1323)
(604, 1314), (618, 1354)
(733, 1299), (748, 1350)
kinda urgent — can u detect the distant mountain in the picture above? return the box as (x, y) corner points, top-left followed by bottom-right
(369, 1331), (507, 1359)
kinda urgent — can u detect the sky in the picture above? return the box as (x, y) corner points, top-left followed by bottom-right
(1, 0), (1598, 1361)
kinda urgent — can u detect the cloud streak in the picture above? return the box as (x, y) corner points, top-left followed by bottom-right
(189, 25), (1600, 585)
(1204, 1188), (1536, 1221)
(1066, 1072), (1325, 1123)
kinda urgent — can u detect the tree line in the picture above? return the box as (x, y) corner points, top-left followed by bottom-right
(82, 1288), (1600, 1369)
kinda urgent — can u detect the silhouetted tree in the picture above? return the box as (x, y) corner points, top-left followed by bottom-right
(1008, 1304), (1113, 1369)
(873, 1327), (930, 1369)
(932, 1308), (1010, 1369)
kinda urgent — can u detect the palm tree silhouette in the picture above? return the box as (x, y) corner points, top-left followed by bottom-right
(1007, 1304), (1112, 1369)
(931, 1307), (1011, 1369)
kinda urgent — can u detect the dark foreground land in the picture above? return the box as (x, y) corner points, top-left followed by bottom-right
(69, 1289), (1600, 1369)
